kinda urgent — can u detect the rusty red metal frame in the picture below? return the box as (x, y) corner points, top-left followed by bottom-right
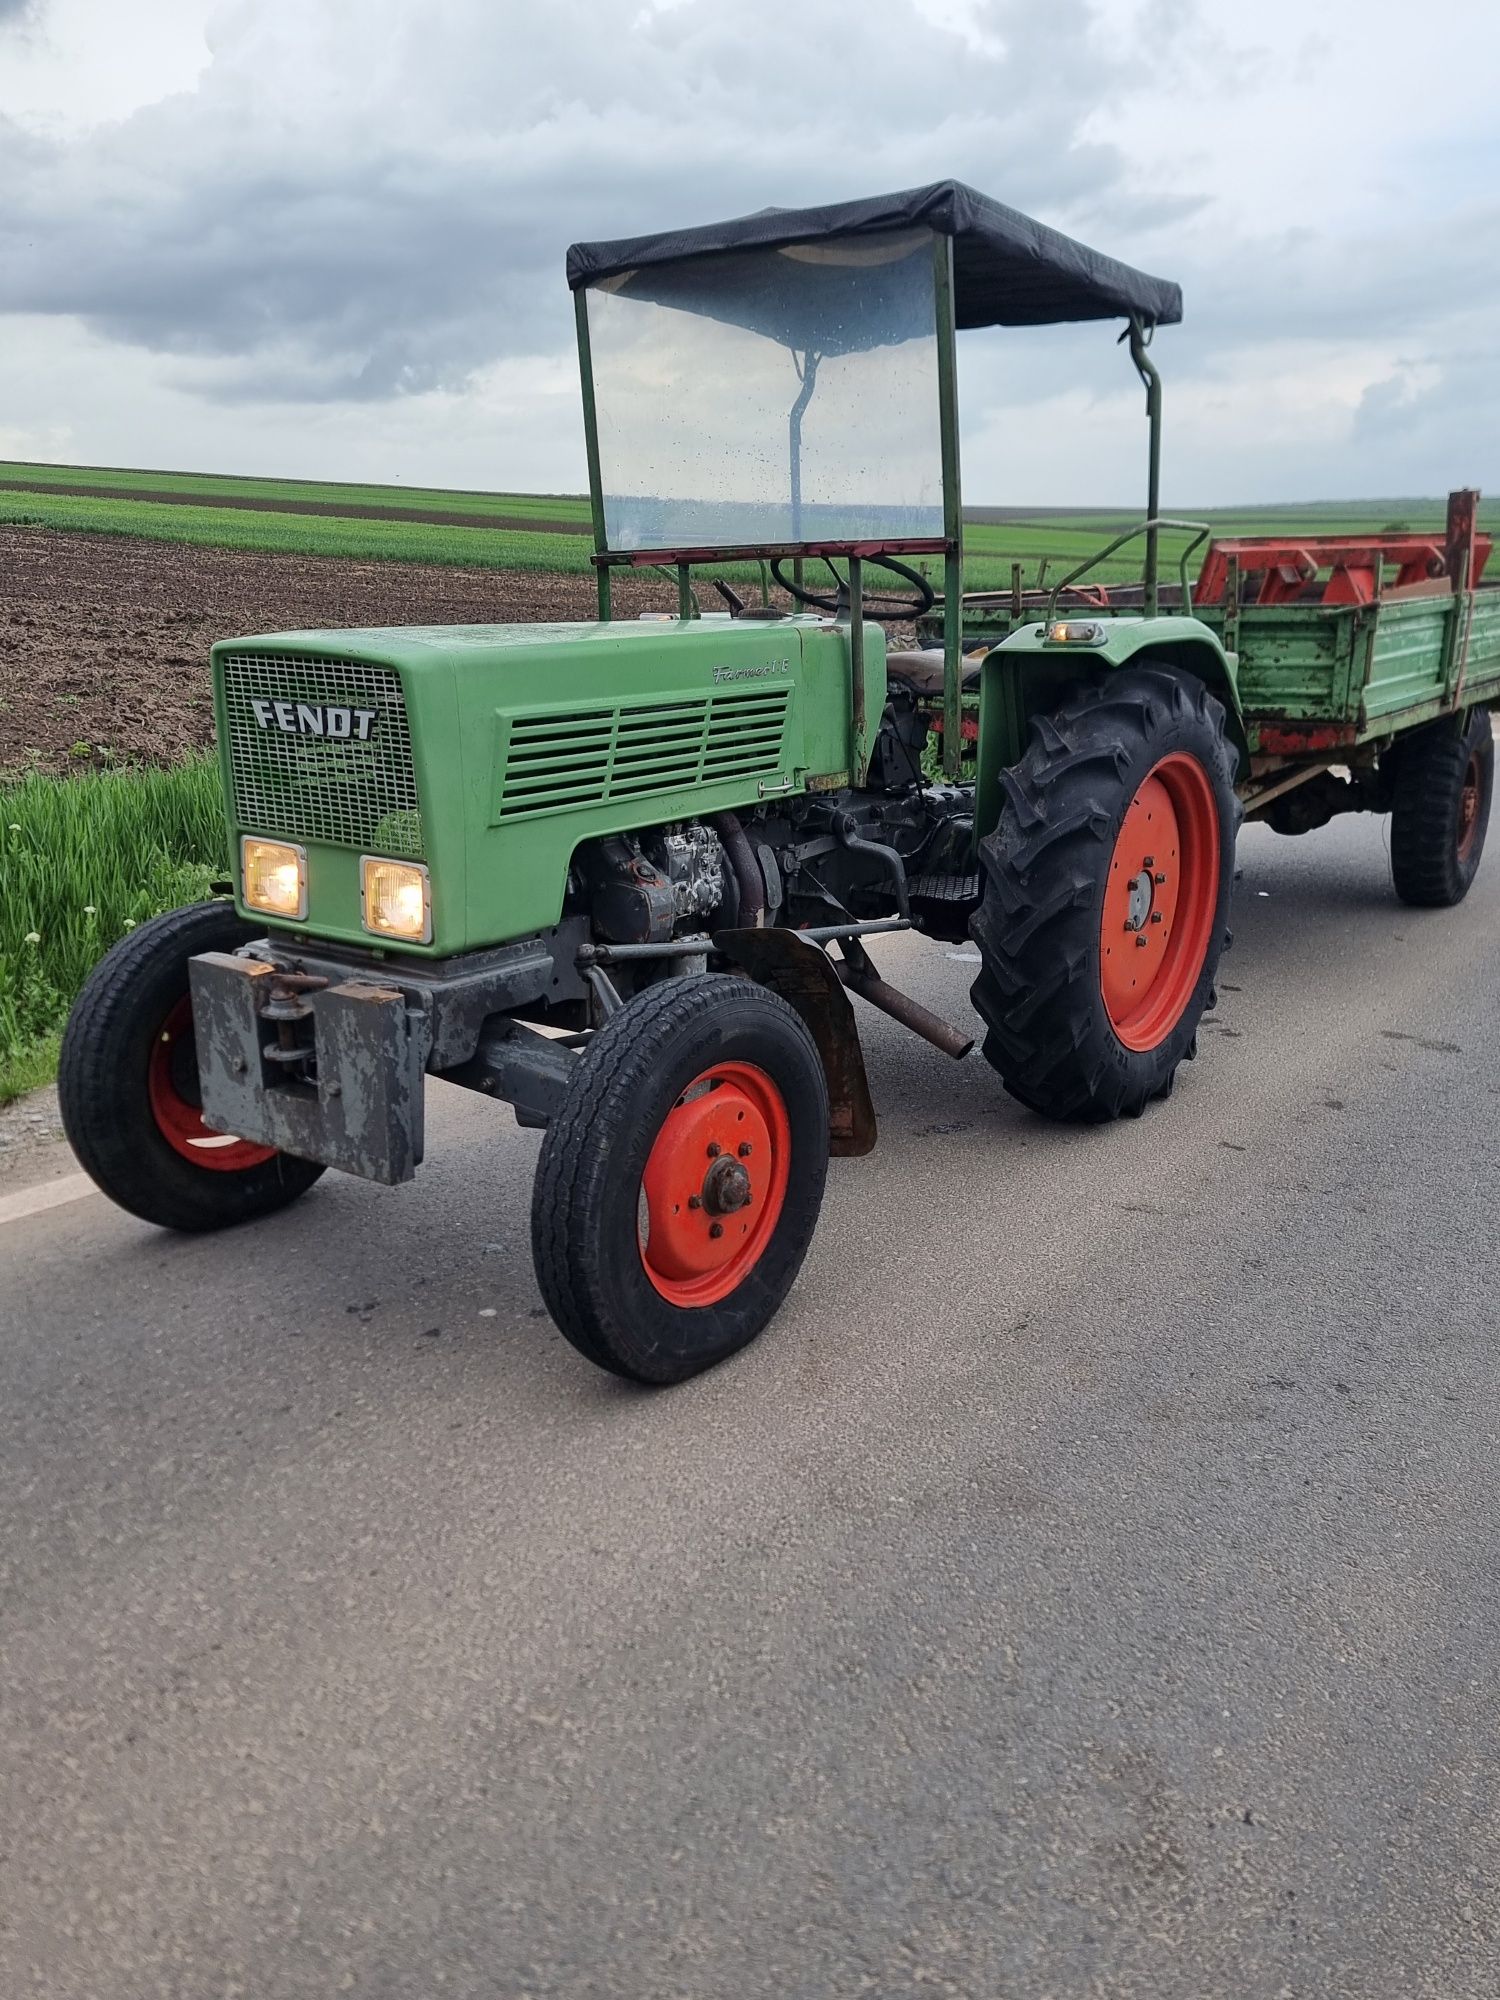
(1255, 722), (1360, 755)
(1448, 487), (1482, 707)
(1196, 495), (1491, 609)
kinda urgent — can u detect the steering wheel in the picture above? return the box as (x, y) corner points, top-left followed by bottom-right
(770, 552), (937, 619)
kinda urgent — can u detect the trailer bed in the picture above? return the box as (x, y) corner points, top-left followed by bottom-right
(932, 494), (1500, 757)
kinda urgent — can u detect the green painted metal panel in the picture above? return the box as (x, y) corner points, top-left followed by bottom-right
(214, 614), (882, 956)
(989, 612), (1238, 691)
(957, 590), (1500, 731)
(1217, 606), (1346, 717)
(1362, 596), (1452, 721)
(933, 233), (966, 780)
(1461, 590), (1500, 702)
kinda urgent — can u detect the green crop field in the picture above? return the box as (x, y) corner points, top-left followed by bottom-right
(2, 461), (1486, 591)
(0, 459), (592, 525)
(0, 488), (593, 573)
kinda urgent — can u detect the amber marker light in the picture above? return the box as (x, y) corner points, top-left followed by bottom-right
(1045, 620), (1108, 645)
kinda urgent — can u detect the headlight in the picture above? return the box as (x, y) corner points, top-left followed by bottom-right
(361, 857), (431, 944)
(241, 837), (307, 919)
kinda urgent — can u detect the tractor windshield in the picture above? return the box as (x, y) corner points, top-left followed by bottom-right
(581, 228), (944, 552)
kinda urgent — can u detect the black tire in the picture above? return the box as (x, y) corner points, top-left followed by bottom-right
(58, 902), (325, 1231)
(970, 666), (1240, 1121)
(531, 974), (830, 1385)
(1390, 706), (1494, 907)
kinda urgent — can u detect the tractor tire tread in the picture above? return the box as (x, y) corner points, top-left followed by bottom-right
(1389, 707), (1494, 906)
(969, 665), (1240, 1122)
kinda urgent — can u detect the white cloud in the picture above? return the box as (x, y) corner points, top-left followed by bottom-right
(0, 0), (212, 130)
(0, 312), (590, 489)
(0, 0), (1497, 503)
(2, 0), (1139, 394)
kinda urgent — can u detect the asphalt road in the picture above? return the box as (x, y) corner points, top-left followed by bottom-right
(4, 812), (1500, 1999)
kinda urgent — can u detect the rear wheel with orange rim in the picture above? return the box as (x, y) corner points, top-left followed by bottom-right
(970, 665), (1239, 1121)
(532, 975), (829, 1384)
(1099, 751), (1222, 1053)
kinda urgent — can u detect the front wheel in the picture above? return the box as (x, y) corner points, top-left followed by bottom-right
(531, 975), (830, 1384)
(970, 666), (1240, 1120)
(58, 901), (325, 1231)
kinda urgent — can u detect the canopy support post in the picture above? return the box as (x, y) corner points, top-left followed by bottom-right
(788, 350), (821, 544)
(1128, 315), (1162, 621)
(574, 289), (612, 622)
(847, 554), (867, 778)
(934, 235), (965, 780)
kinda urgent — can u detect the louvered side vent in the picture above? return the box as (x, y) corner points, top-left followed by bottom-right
(497, 686), (791, 820)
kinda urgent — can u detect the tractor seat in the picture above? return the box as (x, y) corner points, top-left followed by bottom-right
(885, 648), (983, 698)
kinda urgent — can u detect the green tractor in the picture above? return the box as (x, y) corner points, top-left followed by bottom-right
(60, 181), (1497, 1382)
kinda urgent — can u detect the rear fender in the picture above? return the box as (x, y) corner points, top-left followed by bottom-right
(976, 615), (1247, 839)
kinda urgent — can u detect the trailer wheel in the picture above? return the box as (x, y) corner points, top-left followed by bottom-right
(531, 974), (829, 1384)
(58, 902), (325, 1232)
(1390, 707), (1494, 907)
(970, 666), (1239, 1121)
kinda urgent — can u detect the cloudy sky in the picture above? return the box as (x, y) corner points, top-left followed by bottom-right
(1, 0), (1497, 506)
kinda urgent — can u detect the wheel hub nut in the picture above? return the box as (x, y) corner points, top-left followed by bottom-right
(701, 1156), (752, 1215)
(1124, 868), (1155, 931)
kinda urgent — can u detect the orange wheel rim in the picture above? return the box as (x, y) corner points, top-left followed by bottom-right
(638, 1061), (791, 1307)
(1458, 751), (1483, 862)
(1100, 752), (1220, 1052)
(147, 995), (278, 1172)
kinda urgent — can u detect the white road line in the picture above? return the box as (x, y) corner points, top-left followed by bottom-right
(0, 1172), (99, 1228)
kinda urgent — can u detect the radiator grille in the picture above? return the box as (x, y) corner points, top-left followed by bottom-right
(497, 686), (792, 819)
(220, 652), (423, 857)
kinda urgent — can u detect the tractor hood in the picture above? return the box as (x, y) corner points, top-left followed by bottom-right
(213, 614), (840, 678)
(209, 616), (878, 957)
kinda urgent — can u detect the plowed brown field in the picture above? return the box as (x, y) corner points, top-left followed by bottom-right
(0, 526), (665, 775)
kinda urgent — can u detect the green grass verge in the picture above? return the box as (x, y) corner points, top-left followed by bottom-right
(0, 759), (227, 1105)
(0, 1032), (60, 1110)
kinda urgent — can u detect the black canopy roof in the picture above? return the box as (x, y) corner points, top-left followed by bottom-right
(566, 179), (1182, 330)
